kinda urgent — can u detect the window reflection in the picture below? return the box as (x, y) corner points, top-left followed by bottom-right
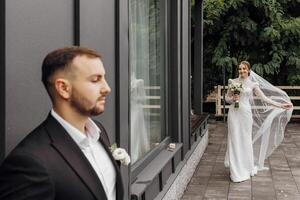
(129, 0), (166, 163)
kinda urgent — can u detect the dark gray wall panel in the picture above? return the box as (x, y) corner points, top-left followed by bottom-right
(173, 148), (182, 170)
(80, 0), (116, 142)
(5, 0), (73, 154)
(145, 176), (160, 200)
(161, 161), (172, 187)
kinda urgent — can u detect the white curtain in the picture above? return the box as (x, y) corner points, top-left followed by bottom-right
(129, 0), (165, 163)
(129, 0), (151, 164)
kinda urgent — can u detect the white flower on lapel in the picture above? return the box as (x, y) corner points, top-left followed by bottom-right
(110, 143), (131, 166)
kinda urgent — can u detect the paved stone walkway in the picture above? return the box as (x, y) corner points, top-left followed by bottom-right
(182, 121), (300, 200)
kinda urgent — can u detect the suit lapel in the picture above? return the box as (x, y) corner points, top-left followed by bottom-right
(43, 114), (107, 200)
(95, 121), (124, 200)
(99, 137), (124, 200)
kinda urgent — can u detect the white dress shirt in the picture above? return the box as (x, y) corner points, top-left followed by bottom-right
(51, 109), (116, 200)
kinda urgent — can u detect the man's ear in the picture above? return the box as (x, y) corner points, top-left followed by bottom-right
(54, 78), (72, 99)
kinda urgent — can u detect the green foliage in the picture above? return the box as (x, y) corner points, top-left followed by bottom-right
(201, 0), (300, 97)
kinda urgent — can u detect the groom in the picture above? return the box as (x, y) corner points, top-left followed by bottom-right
(0, 46), (124, 200)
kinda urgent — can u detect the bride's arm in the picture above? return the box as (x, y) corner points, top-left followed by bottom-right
(225, 88), (235, 104)
(253, 83), (282, 108)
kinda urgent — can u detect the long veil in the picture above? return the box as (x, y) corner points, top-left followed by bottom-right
(249, 70), (293, 169)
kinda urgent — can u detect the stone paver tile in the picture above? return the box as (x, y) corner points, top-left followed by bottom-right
(252, 184), (275, 195)
(271, 171), (293, 180)
(252, 194), (276, 200)
(203, 186), (228, 199)
(206, 144), (221, 151)
(281, 147), (298, 155)
(252, 185), (275, 197)
(206, 180), (229, 188)
(228, 196), (251, 200)
(195, 165), (213, 172)
(212, 166), (229, 176)
(256, 169), (272, 177)
(273, 181), (298, 191)
(292, 175), (300, 189)
(228, 183), (251, 199)
(275, 189), (300, 200)
(252, 175), (273, 182)
(190, 177), (210, 185)
(229, 182), (251, 191)
(184, 185), (206, 195)
(181, 194), (203, 200)
(216, 155), (225, 163)
(199, 156), (217, 165)
(290, 167), (300, 176)
(209, 175), (229, 181)
(228, 193), (251, 200)
(194, 166), (212, 177)
(288, 162), (300, 168)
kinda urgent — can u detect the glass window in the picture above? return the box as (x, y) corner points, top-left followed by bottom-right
(129, 0), (167, 164)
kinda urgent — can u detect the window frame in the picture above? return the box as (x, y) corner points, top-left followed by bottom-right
(128, 0), (171, 181)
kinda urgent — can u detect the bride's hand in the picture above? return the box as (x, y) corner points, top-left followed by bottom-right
(233, 94), (240, 102)
(281, 103), (293, 110)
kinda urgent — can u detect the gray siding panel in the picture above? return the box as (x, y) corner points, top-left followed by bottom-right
(145, 176), (160, 200)
(161, 160), (172, 187)
(5, 0), (73, 154)
(80, 0), (116, 142)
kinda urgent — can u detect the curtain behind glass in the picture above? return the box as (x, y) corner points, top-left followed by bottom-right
(129, 0), (166, 163)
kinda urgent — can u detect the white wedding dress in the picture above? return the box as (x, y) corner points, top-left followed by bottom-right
(224, 74), (293, 182)
(130, 75), (150, 163)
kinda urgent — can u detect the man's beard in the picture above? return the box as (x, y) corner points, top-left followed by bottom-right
(70, 89), (104, 116)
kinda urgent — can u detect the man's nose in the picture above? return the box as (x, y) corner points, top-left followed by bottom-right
(101, 80), (111, 95)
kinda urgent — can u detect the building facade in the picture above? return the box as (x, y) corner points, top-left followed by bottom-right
(0, 0), (207, 199)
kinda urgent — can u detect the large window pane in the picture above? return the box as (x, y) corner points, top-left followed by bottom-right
(129, 0), (166, 164)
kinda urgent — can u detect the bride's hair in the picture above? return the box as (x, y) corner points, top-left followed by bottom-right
(240, 61), (251, 76)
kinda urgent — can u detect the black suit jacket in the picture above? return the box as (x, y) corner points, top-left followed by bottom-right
(0, 114), (124, 200)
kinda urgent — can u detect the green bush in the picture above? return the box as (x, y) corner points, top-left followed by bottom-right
(200, 0), (300, 97)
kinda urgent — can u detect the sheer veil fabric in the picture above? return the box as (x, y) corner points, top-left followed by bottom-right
(248, 70), (293, 169)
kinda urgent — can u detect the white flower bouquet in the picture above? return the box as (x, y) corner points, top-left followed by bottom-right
(228, 79), (243, 108)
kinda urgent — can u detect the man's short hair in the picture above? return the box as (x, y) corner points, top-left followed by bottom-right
(41, 46), (101, 98)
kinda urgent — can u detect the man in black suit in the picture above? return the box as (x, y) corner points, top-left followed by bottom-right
(0, 46), (124, 200)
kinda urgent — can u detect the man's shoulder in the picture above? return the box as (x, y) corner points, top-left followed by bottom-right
(20, 122), (50, 146)
(7, 121), (51, 160)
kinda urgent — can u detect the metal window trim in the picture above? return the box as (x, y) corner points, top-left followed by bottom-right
(116, 0), (130, 199)
(193, 0), (204, 114)
(131, 142), (183, 199)
(131, 137), (171, 182)
(0, 0), (5, 163)
(128, 0), (172, 182)
(74, 0), (80, 45)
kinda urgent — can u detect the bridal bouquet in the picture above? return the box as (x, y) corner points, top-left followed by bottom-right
(228, 79), (243, 108)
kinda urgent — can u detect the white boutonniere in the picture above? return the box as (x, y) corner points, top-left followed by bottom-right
(110, 143), (131, 166)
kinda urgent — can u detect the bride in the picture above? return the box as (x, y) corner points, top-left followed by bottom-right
(224, 61), (293, 182)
